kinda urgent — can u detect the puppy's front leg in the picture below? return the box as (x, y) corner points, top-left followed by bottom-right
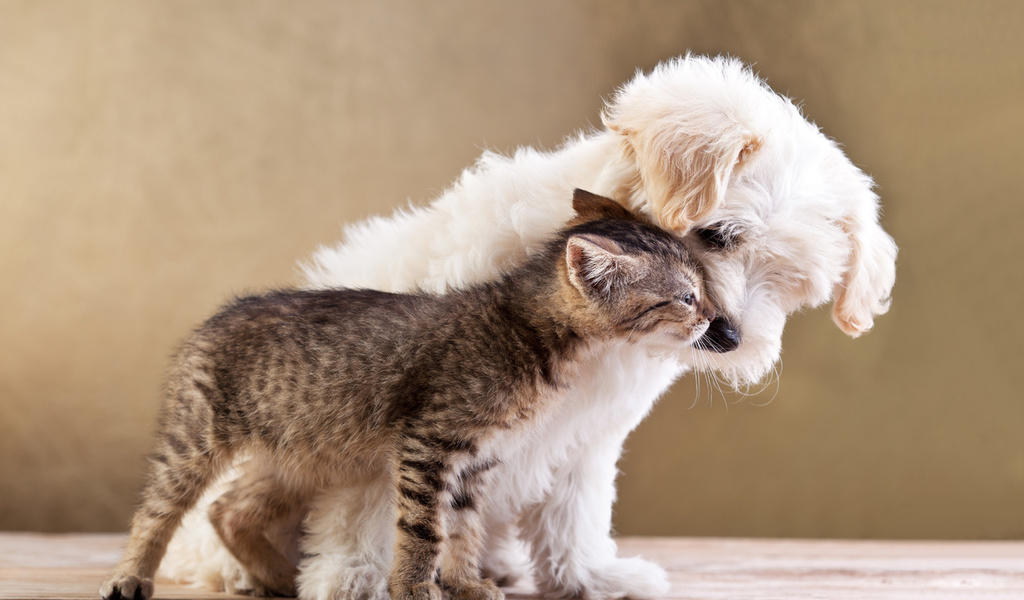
(296, 478), (393, 600)
(520, 436), (669, 600)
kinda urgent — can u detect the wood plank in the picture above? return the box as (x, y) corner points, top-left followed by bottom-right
(0, 534), (246, 600)
(617, 537), (1024, 599)
(1, 533), (1021, 599)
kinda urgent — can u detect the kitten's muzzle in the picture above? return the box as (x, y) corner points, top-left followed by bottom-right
(702, 317), (741, 353)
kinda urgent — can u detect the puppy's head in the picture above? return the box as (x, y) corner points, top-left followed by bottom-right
(602, 56), (764, 233)
(603, 55), (897, 385)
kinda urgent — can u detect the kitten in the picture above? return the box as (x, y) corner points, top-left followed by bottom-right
(100, 190), (714, 600)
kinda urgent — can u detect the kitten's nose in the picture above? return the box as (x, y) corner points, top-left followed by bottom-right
(702, 317), (741, 353)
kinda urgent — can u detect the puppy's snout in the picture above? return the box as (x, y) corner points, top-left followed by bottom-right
(703, 317), (741, 353)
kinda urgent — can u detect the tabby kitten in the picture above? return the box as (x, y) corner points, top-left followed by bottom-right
(100, 190), (714, 600)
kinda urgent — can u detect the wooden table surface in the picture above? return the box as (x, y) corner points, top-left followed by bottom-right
(1, 533), (1021, 599)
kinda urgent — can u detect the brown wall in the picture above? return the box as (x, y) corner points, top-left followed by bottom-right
(1, 1), (1021, 539)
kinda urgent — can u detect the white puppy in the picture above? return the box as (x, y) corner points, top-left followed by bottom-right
(161, 55), (896, 599)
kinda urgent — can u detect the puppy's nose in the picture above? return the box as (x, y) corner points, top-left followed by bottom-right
(703, 317), (741, 353)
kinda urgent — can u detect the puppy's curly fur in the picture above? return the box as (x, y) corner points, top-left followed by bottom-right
(160, 55), (896, 599)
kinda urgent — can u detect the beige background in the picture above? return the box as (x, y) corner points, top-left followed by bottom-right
(1, 1), (1021, 539)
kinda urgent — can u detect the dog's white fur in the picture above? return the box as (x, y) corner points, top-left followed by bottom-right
(160, 55), (896, 599)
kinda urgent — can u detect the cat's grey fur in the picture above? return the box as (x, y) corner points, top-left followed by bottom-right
(100, 190), (714, 600)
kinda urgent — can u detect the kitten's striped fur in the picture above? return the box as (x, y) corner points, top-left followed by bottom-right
(100, 190), (714, 600)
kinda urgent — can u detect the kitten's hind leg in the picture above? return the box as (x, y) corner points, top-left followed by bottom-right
(101, 356), (230, 600)
(100, 428), (225, 600)
(208, 469), (306, 597)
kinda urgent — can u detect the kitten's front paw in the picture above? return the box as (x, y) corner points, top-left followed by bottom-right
(390, 581), (443, 600)
(233, 580), (274, 598)
(537, 557), (669, 600)
(99, 573), (154, 600)
(240, 576), (296, 598)
(446, 578), (504, 600)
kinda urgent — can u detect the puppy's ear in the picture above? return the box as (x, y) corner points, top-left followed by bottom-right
(601, 57), (767, 233)
(603, 108), (761, 234)
(570, 189), (634, 223)
(831, 187), (898, 337)
(565, 234), (640, 298)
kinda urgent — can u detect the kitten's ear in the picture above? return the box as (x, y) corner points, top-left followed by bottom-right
(571, 189), (634, 223)
(565, 234), (640, 297)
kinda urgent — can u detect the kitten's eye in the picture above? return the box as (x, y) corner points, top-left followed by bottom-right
(695, 224), (736, 250)
(681, 293), (694, 306)
(633, 300), (671, 322)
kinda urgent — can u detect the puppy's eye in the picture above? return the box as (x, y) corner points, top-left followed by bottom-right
(695, 224), (736, 250)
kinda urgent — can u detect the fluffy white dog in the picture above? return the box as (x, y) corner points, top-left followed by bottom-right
(161, 55), (896, 599)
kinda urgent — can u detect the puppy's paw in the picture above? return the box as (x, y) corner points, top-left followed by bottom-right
(480, 543), (530, 588)
(536, 556), (669, 599)
(297, 561), (388, 600)
(586, 557), (669, 599)
(99, 573), (154, 600)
